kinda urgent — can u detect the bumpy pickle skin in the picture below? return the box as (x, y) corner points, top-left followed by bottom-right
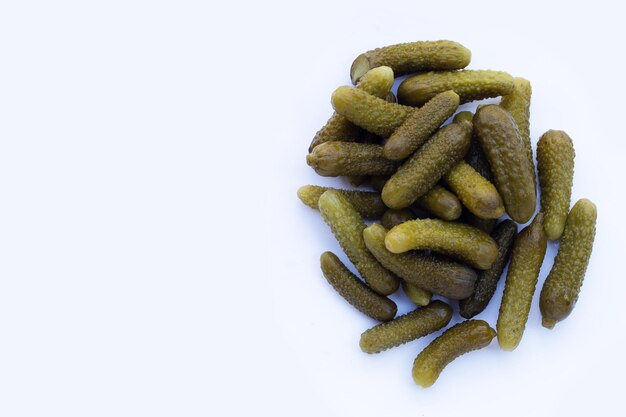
(306, 142), (396, 177)
(443, 161), (505, 219)
(318, 190), (400, 295)
(415, 185), (462, 221)
(381, 208), (415, 229)
(499, 77), (534, 189)
(382, 122), (471, 209)
(453, 112), (493, 181)
(309, 66), (395, 152)
(496, 213), (547, 351)
(398, 70), (514, 107)
(539, 199), (597, 329)
(474, 105), (536, 223)
(536, 130), (575, 240)
(320, 252), (397, 322)
(350, 40), (471, 84)
(412, 320), (496, 388)
(363, 224), (477, 299)
(385, 219), (499, 270)
(403, 282), (432, 307)
(297, 185), (386, 219)
(459, 220), (517, 319)
(359, 301), (452, 354)
(331, 86), (415, 137)
(384, 90), (460, 161)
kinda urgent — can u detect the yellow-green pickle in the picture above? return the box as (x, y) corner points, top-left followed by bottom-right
(459, 220), (517, 319)
(309, 66), (395, 152)
(360, 301), (452, 354)
(414, 185), (462, 221)
(474, 105), (536, 223)
(320, 252), (397, 322)
(306, 142), (397, 177)
(398, 70), (514, 107)
(383, 90), (460, 161)
(453, 111), (493, 181)
(540, 199), (597, 329)
(402, 282), (432, 307)
(385, 219), (499, 270)
(318, 190), (400, 295)
(443, 161), (504, 219)
(350, 40), (471, 84)
(496, 213), (547, 351)
(536, 130), (575, 240)
(382, 122), (471, 209)
(363, 224), (477, 299)
(297, 185), (386, 219)
(412, 320), (496, 388)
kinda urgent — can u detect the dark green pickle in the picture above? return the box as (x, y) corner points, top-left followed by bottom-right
(381, 208), (415, 229)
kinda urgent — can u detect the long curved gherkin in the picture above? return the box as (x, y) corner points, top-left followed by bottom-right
(320, 251), (397, 322)
(350, 40), (471, 84)
(398, 70), (514, 107)
(331, 86), (415, 137)
(309, 66), (395, 152)
(359, 301), (452, 354)
(540, 199), (596, 329)
(537, 130), (575, 240)
(318, 190), (400, 295)
(297, 185), (386, 219)
(496, 213), (547, 351)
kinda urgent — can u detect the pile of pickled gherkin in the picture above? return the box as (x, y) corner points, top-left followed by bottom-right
(298, 40), (597, 388)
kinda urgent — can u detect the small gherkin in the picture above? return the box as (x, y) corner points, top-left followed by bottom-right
(537, 130), (575, 240)
(402, 282), (432, 307)
(306, 141), (397, 177)
(443, 161), (504, 220)
(297, 185), (386, 219)
(381, 208), (415, 229)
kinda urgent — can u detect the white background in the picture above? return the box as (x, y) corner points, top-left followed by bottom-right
(0, 1), (625, 416)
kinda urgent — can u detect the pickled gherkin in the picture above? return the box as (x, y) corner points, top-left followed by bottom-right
(350, 40), (471, 84)
(403, 282), (432, 307)
(454, 111), (493, 181)
(309, 66), (395, 152)
(474, 105), (536, 223)
(331, 86), (415, 137)
(320, 252), (397, 322)
(412, 320), (496, 388)
(381, 208), (415, 229)
(537, 130), (575, 240)
(363, 224), (477, 299)
(382, 122), (471, 209)
(443, 161), (504, 219)
(398, 70), (514, 107)
(496, 213), (547, 351)
(383, 90), (460, 161)
(297, 185), (386, 219)
(540, 199), (596, 329)
(318, 190), (400, 295)
(385, 219), (499, 270)
(414, 185), (462, 221)
(459, 220), (517, 319)
(359, 301), (452, 354)
(306, 141), (397, 177)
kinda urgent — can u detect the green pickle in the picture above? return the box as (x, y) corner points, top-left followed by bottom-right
(398, 70), (514, 107)
(382, 122), (471, 209)
(297, 185), (386, 219)
(474, 105), (536, 223)
(350, 40), (471, 84)
(496, 213), (547, 351)
(363, 224), (477, 299)
(540, 199), (597, 329)
(415, 185), (462, 221)
(381, 208), (415, 229)
(306, 142), (396, 177)
(383, 90), (460, 161)
(453, 111), (493, 181)
(318, 190), (400, 295)
(537, 130), (575, 240)
(403, 282), (432, 307)
(459, 220), (517, 318)
(385, 219), (499, 270)
(359, 301), (452, 354)
(309, 66), (395, 152)
(320, 252), (397, 322)
(331, 86), (415, 137)
(443, 161), (504, 219)
(412, 320), (496, 388)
